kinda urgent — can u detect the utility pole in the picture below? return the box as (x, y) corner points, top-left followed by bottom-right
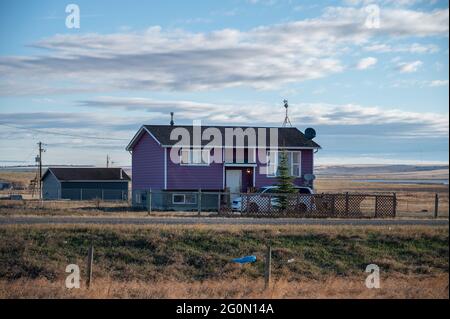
(106, 154), (110, 168)
(37, 142), (45, 200)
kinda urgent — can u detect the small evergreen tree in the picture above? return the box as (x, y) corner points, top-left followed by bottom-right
(276, 149), (296, 211)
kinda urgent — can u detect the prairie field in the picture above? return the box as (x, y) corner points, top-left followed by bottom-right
(0, 224), (448, 298)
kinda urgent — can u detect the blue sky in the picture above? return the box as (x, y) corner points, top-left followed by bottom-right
(0, 0), (448, 167)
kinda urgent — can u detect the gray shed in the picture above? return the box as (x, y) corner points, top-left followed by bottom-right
(41, 167), (130, 200)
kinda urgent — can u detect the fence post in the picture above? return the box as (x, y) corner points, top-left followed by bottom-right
(86, 245), (94, 289)
(345, 192), (349, 215)
(147, 190), (152, 215)
(198, 189), (202, 216)
(434, 193), (439, 218)
(80, 188), (83, 201)
(331, 194), (336, 216)
(217, 192), (221, 214)
(268, 194), (272, 214)
(264, 245), (272, 289)
(246, 193), (250, 214)
(393, 193), (397, 217)
(374, 195), (379, 218)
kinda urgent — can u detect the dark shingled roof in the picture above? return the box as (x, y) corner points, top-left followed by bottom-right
(42, 168), (130, 181)
(140, 125), (321, 148)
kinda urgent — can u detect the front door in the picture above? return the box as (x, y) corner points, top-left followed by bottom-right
(226, 170), (242, 200)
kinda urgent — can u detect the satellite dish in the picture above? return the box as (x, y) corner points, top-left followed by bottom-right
(305, 128), (316, 140)
(304, 174), (316, 181)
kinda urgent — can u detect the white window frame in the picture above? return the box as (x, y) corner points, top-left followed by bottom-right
(180, 148), (210, 166)
(266, 151), (302, 178)
(291, 151), (302, 178)
(172, 193), (197, 205)
(267, 150), (278, 177)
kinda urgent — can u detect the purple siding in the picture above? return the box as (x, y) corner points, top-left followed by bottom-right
(255, 149), (313, 188)
(166, 148), (223, 190)
(132, 132), (164, 190)
(131, 130), (315, 191)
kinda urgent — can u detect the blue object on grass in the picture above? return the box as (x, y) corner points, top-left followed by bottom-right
(231, 255), (257, 264)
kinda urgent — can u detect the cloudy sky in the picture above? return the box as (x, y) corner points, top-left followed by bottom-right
(0, 0), (448, 167)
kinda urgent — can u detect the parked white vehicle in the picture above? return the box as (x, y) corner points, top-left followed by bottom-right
(232, 186), (315, 213)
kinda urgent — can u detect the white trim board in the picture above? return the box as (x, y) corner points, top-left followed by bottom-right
(164, 148), (167, 190)
(224, 163), (257, 167)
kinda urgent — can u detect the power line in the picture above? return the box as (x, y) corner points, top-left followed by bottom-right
(0, 123), (129, 141)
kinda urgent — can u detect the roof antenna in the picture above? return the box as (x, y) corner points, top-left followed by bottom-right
(282, 99), (292, 127)
(170, 112), (174, 126)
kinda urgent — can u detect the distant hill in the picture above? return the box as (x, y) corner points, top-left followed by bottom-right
(316, 164), (449, 176)
(0, 165), (96, 171)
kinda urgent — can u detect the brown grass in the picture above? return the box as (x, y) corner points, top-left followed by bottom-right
(0, 171), (35, 186)
(0, 274), (447, 299)
(0, 224), (447, 298)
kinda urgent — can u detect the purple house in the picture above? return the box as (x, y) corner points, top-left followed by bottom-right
(126, 124), (321, 208)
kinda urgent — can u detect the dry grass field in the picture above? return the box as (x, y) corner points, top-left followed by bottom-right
(0, 171), (35, 186)
(1, 274), (447, 299)
(0, 224), (448, 299)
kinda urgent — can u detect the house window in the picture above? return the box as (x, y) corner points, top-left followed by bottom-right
(185, 194), (197, 204)
(173, 194), (185, 204)
(224, 148), (256, 164)
(180, 148), (210, 166)
(172, 193), (197, 205)
(267, 151), (302, 177)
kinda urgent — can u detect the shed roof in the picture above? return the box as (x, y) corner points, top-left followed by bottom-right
(42, 168), (131, 182)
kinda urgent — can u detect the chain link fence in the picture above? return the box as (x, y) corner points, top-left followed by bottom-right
(132, 190), (397, 218)
(3, 188), (447, 218)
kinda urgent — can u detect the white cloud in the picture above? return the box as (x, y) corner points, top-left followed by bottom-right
(343, 0), (429, 8)
(397, 60), (423, 73)
(0, 7), (447, 95)
(76, 96), (449, 137)
(364, 42), (439, 54)
(429, 80), (449, 87)
(357, 57), (378, 69)
(1, 98), (448, 165)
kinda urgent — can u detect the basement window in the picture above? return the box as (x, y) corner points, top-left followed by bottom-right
(172, 193), (197, 205)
